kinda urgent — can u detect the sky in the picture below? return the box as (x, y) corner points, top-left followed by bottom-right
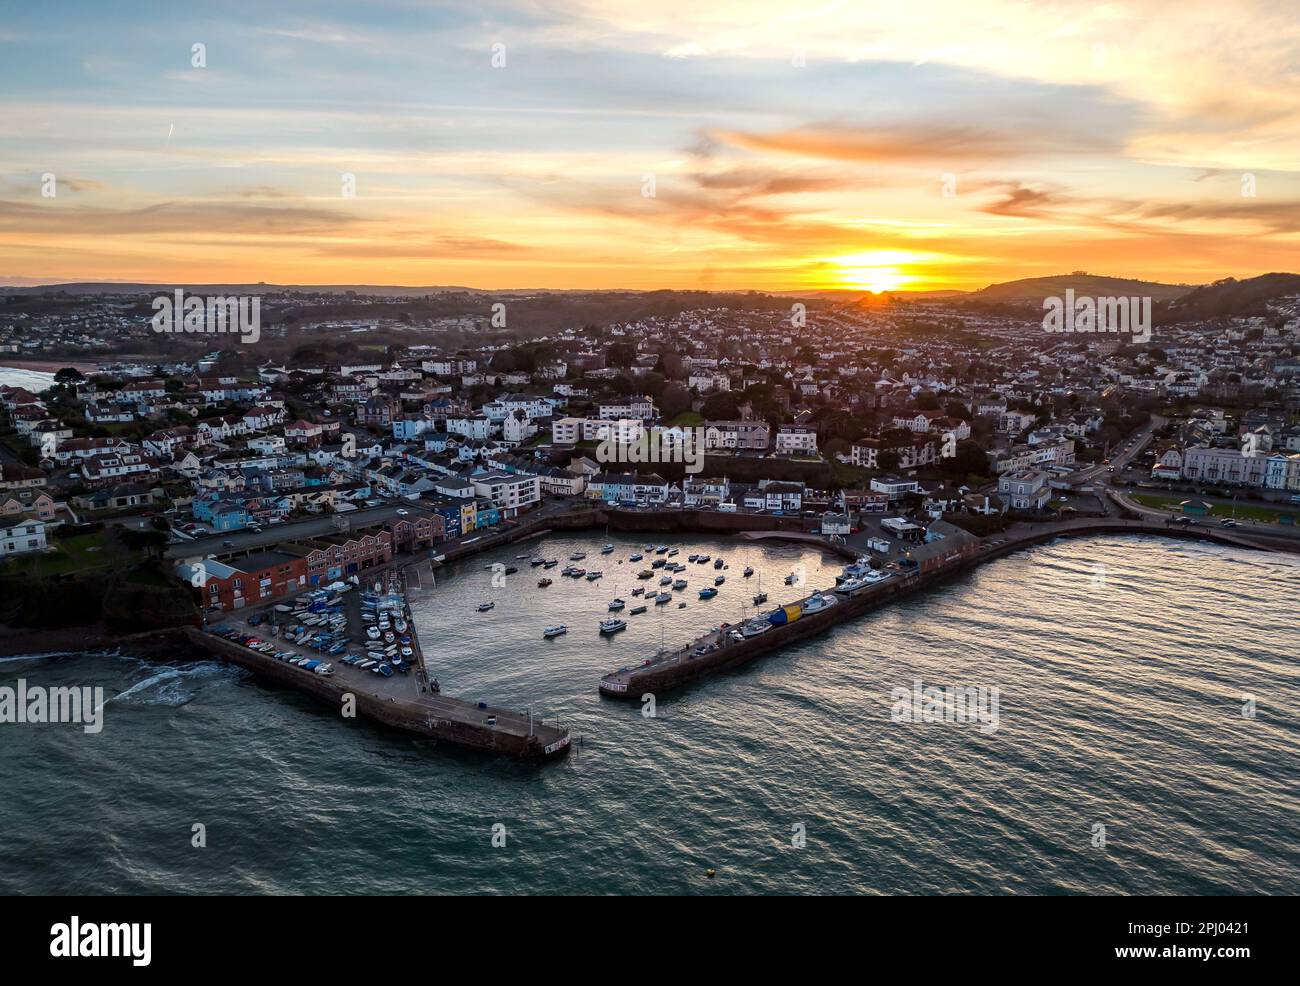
(1, 0), (1298, 292)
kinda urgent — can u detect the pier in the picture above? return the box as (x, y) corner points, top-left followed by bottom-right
(599, 515), (1298, 699)
(187, 565), (570, 761)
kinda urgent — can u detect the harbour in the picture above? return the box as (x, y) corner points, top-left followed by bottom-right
(6, 532), (1298, 895)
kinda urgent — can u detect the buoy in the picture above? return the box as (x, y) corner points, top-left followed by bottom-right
(705, 868), (716, 879)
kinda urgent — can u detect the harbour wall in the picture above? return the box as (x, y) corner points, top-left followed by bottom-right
(184, 629), (564, 760)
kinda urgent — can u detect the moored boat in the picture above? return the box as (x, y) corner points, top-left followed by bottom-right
(629, 605), (647, 615)
(543, 624), (568, 638)
(609, 598), (626, 611)
(538, 577), (553, 587)
(654, 592), (672, 604)
(698, 587), (718, 599)
(599, 618), (628, 635)
(477, 601), (495, 612)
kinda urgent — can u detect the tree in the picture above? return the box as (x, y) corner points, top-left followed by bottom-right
(700, 392), (739, 420)
(915, 391), (940, 411)
(54, 367), (85, 385)
(607, 342), (638, 368)
(659, 383), (692, 420)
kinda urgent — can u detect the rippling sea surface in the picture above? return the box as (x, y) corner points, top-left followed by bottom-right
(3, 534), (1297, 894)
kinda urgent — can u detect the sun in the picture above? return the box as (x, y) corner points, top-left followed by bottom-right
(826, 250), (919, 293)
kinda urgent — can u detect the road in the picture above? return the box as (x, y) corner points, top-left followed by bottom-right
(165, 502), (427, 560)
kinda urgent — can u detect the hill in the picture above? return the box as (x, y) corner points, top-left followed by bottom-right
(1161, 273), (1300, 320)
(972, 274), (1194, 303)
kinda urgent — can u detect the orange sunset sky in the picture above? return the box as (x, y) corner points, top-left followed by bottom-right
(2, 0), (1298, 292)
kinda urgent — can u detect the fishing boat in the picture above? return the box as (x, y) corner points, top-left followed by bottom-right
(543, 625), (568, 638)
(741, 619), (772, 637)
(637, 569), (655, 580)
(714, 558), (725, 569)
(652, 558), (666, 569)
(654, 545), (668, 554)
(714, 575), (726, 586)
(654, 592), (672, 604)
(784, 573), (797, 585)
(543, 559), (558, 568)
(631, 586), (645, 596)
(537, 577), (553, 588)
(601, 544), (615, 554)
(569, 551), (586, 561)
(673, 579), (688, 590)
(585, 570), (603, 581)
(561, 565), (576, 576)
(753, 591), (768, 605)
(698, 587), (718, 599)
(643, 543), (654, 551)
(530, 557), (546, 566)
(667, 548), (679, 557)
(477, 602), (495, 612)
(629, 605), (647, 615)
(659, 575), (673, 586)
(697, 554), (711, 564)
(609, 598), (626, 611)
(743, 566), (754, 577)
(599, 618), (628, 635)
(802, 592), (837, 613)
(629, 553), (643, 562)
(572, 568), (587, 577)
(688, 554), (699, 562)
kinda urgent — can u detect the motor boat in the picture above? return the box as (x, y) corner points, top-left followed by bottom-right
(698, 587), (718, 599)
(477, 602), (495, 612)
(543, 625), (568, 638)
(538, 578), (553, 588)
(743, 566), (754, 577)
(599, 619), (627, 635)
(609, 598), (626, 611)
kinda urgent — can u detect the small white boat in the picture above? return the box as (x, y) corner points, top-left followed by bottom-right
(629, 553), (643, 562)
(515, 554), (531, 560)
(697, 554), (711, 564)
(569, 551), (586, 560)
(667, 548), (679, 557)
(688, 554), (699, 562)
(654, 545), (668, 554)
(599, 618), (628, 634)
(601, 544), (615, 554)
(609, 598), (626, 611)
(543, 624), (568, 638)
(784, 573), (797, 585)
(714, 575), (725, 586)
(477, 602), (495, 612)
(586, 571), (603, 581)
